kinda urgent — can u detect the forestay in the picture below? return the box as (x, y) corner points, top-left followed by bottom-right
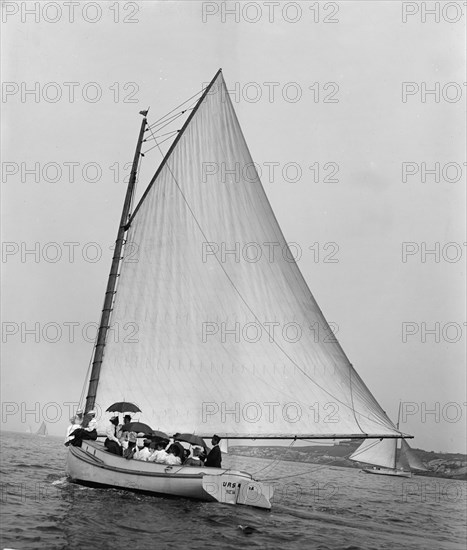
(91, 71), (400, 439)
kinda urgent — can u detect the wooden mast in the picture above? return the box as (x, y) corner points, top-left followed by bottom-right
(84, 115), (147, 413)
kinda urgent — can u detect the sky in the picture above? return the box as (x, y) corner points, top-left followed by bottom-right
(1, 1), (466, 453)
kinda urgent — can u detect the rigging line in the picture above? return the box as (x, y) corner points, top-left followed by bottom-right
(158, 151), (398, 433)
(249, 440), (297, 477)
(149, 110), (185, 129)
(143, 132), (179, 155)
(146, 88), (204, 130)
(143, 130), (179, 143)
(258, 458), (343, 481)
(148, 110), (187, 133)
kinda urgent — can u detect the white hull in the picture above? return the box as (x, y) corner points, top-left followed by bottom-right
(362, 467), (412, 478)
(66, 441), (273, 509)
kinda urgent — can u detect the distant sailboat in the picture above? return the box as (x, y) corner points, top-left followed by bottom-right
(349, 404), (426, 477)
(349, 437), (428, 477)
(26, 425), (32, 434)
(36, 421), (48, 437)
(66, 69), (407, 509)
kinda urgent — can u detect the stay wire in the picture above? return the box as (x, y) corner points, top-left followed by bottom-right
(146, 88), (204, 131)
(148, 110), (187, 134)
(249, 440), (297, 478)
(144, 130), (181, 143)
(143, 132), (179, 155)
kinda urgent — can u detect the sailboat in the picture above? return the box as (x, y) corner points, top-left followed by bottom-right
(349, 404), (426, 477)
(66, 69), (407, 509)
(36, 421), (48, 437)
(349, 437), (428, 477)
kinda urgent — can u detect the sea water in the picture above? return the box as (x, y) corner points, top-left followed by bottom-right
(0, 431), (465, 549)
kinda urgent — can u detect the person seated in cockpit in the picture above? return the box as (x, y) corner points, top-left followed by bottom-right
(164, 444), (182, 466)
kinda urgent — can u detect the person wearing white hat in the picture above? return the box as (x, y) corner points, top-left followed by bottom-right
(64, 417), (81, 445)
(84, 410), (97, 430)
(72, 408), (84, 426)
(68, 410), (98, 447)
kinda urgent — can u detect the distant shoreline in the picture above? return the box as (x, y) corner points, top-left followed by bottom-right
(229, 444), (467, 481)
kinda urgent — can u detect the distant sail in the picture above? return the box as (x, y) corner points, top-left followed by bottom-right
(36, 421), (48, 436)
(92, 72), (400, 440)
(350, 437), (426, 472)
(400, 439), (427, 471)
(349, 438), (397, 469)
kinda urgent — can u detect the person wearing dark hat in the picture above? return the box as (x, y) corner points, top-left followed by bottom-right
(165, 444), (182, 466)
(117, 414), (132, 450)
(204, 435), (222, 468)
(104, 416), (122, 455)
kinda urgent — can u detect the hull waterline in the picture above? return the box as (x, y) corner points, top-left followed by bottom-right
(362, 467), (412, 478)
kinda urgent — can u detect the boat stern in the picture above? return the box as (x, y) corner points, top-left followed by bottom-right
(202, 474), (273, 509)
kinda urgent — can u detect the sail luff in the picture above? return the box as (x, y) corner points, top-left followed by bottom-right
(84, 116), (147, 413)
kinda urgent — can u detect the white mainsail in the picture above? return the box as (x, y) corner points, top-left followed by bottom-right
(349, 437), (426, 471)
(91, 71), (400, 440)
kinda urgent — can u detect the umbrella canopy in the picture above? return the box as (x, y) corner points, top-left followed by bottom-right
(173, 433), (208, 450)
(106, 402), (141, 413)
(151, 430), (170, 441)
(120, 422), (152, 434)
(168, 441), (187, 459)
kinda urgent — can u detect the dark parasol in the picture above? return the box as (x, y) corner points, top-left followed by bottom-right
(106, 402), (141, 413)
